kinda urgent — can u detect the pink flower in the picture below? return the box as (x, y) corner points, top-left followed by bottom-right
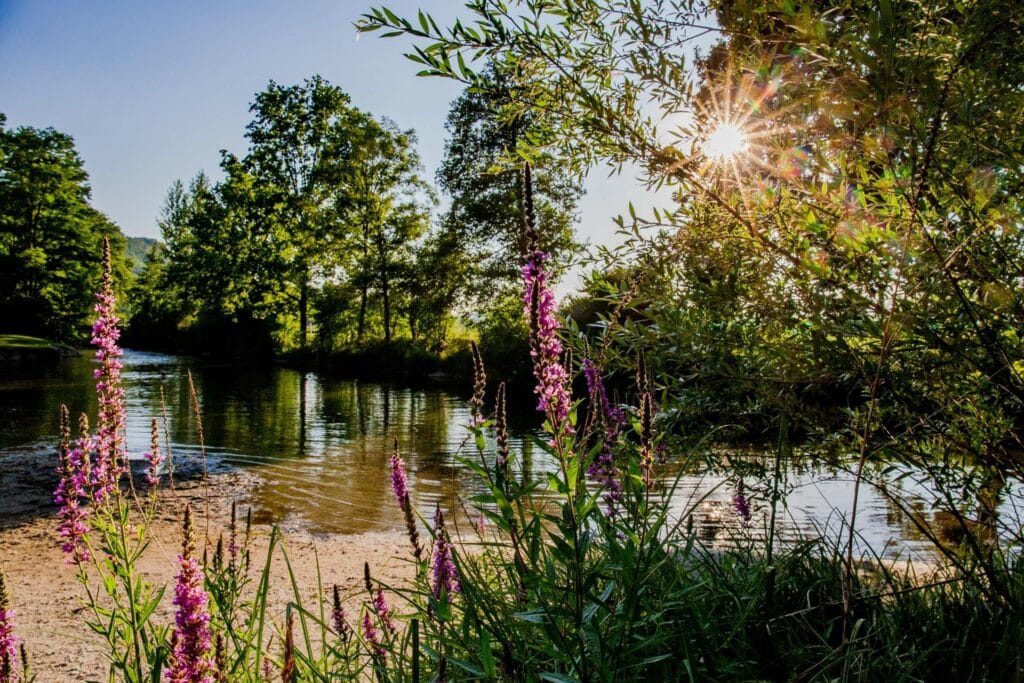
(582, 359), (624, 518)
(522, 251), (573, 430)
(167, 506), (214, 683)
(430, 508), (460, 600)
(372, 589), (396, 634)
(90, 239), (127, 500)
(733, 482), (752, 525)
(390, 444), (422, 561)
(0, 570), (18, 683)
(361, 612), (384, 658)
(54, 430), (93, 563)
(389, 449), (410, 505)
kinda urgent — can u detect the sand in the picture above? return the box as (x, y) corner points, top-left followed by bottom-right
(0, 449), (415, 681)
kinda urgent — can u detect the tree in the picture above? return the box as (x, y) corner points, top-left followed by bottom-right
(0, 114), (128, 341)
(361, 0), (1024, 579)
(125, 243), (181, 348)
(146, 80), (438, 354)
(242, 76), (364, 348)
(337, 118), (433, 344)
(437, 62), (582, 306)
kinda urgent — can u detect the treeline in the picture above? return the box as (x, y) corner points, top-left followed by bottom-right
(0, 71), (582, 365)
(127, 73), (581, 365)
(0, 114), (130, 342)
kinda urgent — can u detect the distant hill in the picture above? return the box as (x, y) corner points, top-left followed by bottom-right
(125, 237), (160, 274)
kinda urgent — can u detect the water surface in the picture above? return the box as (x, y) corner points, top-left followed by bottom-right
(2, 350), (1017, 561)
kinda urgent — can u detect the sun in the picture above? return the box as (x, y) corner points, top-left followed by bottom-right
(704, 122), (749, 160)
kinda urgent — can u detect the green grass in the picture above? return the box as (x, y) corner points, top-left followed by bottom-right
(0, 334), (61, 349)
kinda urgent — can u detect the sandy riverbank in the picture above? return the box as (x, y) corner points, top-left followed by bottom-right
(0, 450), (415, 681)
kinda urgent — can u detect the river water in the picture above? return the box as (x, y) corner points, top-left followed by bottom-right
(2, 349), (1018, 560)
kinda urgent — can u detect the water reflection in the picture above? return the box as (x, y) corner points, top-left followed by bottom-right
(2, 350), (1018, 559)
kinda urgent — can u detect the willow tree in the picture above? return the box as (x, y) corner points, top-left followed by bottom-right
(361, 0), (1024, 588)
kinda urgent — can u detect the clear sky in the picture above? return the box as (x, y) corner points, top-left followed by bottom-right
(0, 0), (666, 265)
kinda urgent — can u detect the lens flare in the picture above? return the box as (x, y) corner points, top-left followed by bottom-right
(704, 123), (748, 160)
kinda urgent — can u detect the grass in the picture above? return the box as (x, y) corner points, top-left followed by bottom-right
(0, 334), (61, 349)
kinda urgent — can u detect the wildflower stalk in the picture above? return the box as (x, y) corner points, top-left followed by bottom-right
(331, 585), (350, 643)
(145, 416), (163, 491)
(389, 441), (422, 562)
(0, 569), (18, 683)
(168, 505), (215, 683)
(280, 610), (295, 683)
(91, 237), (128, 501)
(520, 161), (589, 673)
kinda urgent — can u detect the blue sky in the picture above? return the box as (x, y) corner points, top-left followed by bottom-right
(0, 0), (666, 263)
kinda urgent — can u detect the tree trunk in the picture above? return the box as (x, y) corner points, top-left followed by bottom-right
(381, 263), (391, 344)
(299, 272), (309, 349)
(357, 221), (369, 343)
(376, 225), (391, 344)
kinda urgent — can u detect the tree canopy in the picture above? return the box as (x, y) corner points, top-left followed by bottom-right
(131, 78), (441, 355)
(0, 114), (128, 342)
(360, 0), (1024, 513)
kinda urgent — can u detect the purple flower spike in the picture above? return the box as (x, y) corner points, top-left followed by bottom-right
(430, 507), (460, 601)
(372, 589), (397, 634)
(0, 570), (18, 683)
(361, 611), (384, 658)
(522, 250), (573, 431)
(389, 442), (422, 561)
(389, 449), (409, 506)
(582, 359), (624, 518)
(91, 239), (127, 501)
(733, 483), (752, 525)
(167, 506), (214, 683)
(54, 426), (92, 563)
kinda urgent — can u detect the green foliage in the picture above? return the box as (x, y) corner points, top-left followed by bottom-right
(436, 62), (583, 305)
(136, 78), (449, 356)
(359, 0), (1024, 572)
(0, 114), (129, 342)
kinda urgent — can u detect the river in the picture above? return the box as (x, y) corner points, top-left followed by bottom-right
(2, 349), (1018, 561)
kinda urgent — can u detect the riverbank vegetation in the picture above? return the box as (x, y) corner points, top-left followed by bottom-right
(122, 74), (581, 373)
(2, 0), (1024, 680)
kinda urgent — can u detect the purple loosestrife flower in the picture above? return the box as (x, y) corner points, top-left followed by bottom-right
(91, 239), (127, 500)
(389, 442), (422, 561)
(372, 589), (397, 634)
(363, 563), (396, 634)
(145, 417), (163, 488)
(522, 250), (573, 431)
(54, 407), (91, 563)
(332, 585), (351, 643)
(733, 482), (752, 525)
(167, 506), (215, 683)
(0, 570), (18, 683)
(389, 446), (410, 504)
(582, 359), (625, 518)
(361, 612), (385, 658)
(430, 507), (460, 600)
